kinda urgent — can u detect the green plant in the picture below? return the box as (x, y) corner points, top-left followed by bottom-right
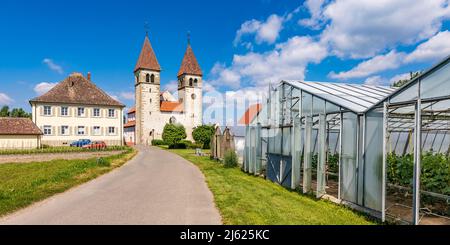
(192, 125), (215, 149)
(162, 123), (187, 146)
(168, 143), (187, 149)
(151, 139), (166, 146)
(223, 150), (238, 168)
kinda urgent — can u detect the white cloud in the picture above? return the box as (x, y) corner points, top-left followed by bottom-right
(319, 0), (450, 58)
(405, 31), (450, 63)
(299, 0), (327, 30)
(0, 92), (14, 105)
(234, 14), (284, 46)
(363, 76), (388, 86)
(34, 82), (57, 95)
(212, 36), (328, 88)
(119, 92), (135, 101)
(43, 58), (64, 74)
(329, 50), (405, 79)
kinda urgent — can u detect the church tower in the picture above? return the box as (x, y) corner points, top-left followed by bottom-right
(134, 34), (161, 145)
(177, 36), (203, 134)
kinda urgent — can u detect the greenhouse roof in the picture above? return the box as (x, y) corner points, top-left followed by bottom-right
(284, 80), (397, 113)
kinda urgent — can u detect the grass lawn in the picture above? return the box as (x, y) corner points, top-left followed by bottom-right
(167, 148), (375, 225)
(0, 148), (137, 217)
(0, 145), (130, 155)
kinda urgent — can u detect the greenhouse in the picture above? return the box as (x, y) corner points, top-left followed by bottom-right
(243, 55), (450, 225)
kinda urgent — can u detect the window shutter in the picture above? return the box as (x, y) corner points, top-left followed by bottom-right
(52, 126), (56, 136)
(39, 106), (43, 116)
(101, 127), (104, 136)
(52, 107), (55, 116)
(85, 126), (89, 136)
(115, 127), (118, 136)
(58, 126), (61, 136)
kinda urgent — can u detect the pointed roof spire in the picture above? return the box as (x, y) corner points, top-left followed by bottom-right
(134, 35), (161, 72)
(177, 33), (202, 77)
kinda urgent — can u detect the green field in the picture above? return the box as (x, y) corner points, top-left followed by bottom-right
(0, 145), (130, 155)
(0, 148), (136, 217)
(167, 148), (375, 225)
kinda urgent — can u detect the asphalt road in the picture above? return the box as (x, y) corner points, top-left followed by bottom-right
(0, 146), (222, 225)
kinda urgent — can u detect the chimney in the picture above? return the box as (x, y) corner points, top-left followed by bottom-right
(87, 72), (91, 81)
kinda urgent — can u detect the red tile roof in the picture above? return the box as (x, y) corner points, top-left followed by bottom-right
(160, 101), (184, 113)
(178, 44), (202, 77)
(0, 118), (43, 135)
(30, 73), (124, 107)
(128, 106), (136, 114)
(124, 120), (136, 128)
(134, 36), (161, 72)
(239, 103), (262, 125)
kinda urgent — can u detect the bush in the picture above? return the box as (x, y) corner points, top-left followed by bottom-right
(180, 140), (193, 148)
(192, 125), (215, 149)
(168, 143), (187, 149)
(162, 123), (187, 146)
(151, 139), (166, 146)
(223, 150), (238, 168)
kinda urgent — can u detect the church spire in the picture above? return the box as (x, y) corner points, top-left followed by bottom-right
(134, 35), (161, 72)
(177, 33), (202, 77)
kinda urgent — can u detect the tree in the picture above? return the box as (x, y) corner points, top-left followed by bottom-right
(392, 71), (421, 88)
(0, 106), (31, 118)
(162, 123), (187, 146)
(192, 125), (215, 149)
(10, 108), (31, 118)
(0, 106), (10, 117)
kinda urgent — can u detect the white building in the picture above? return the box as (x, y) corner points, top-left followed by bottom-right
(124, 106), (136, 146)
(29, 72), (125, 146)
(133, 34), (203, 144)
(0, 117), (42, 149)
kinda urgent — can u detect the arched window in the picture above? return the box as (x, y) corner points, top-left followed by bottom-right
(146, 74), (150, 83)
(194, 79), (198, 87)
(151, 74), (155, 83)
(189, 78), (193, 87)
(170, 116), (177, 124)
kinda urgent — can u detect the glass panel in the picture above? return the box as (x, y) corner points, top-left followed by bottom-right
(317, 114), (327, 197)
(282, 127), (291, 156)
(341, 112), (358, 203)
(421, 61), (450, 99)
(364, 109), (383, 211)
(390, 82), (418, 103)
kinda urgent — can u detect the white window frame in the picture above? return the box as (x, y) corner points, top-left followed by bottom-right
(61, 125), (69, 136)
(44, 106), (52, 116)
(43, 125), (52, 135)
(77, 107), (85, 117)
(77, 126), (85, 136)
(93, 108), (100, 117)
(93, 126), (101, 136)
(108, 109), (115, 118)
(61, 106), (68, 116)
(108, 126), (116, 135)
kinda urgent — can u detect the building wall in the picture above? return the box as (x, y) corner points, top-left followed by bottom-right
(135, 71), (203, 145)
(124, 126), (135, 145)
(31, 103), (123, 146)
(135, 69), (161, 145)
(0, 135), (40, 149)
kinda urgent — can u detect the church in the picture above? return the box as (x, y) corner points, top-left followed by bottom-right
(127, 34), (203, 145)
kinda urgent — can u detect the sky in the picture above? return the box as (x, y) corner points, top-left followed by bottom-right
(1, 0), (450, 125)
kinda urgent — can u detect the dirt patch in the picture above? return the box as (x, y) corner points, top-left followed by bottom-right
(0, 151), (126, 164)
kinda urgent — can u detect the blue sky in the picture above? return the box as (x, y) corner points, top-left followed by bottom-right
(1, 0), (450, 124)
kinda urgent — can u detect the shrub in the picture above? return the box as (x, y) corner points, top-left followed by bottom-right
(162, 123), (187, 146)
(192, 125), (215, 149)
(180, 140), (193, 148)
(168, 143), (187, 149)
(151, 139), (166, 146)
(223, 150), (238, 168)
